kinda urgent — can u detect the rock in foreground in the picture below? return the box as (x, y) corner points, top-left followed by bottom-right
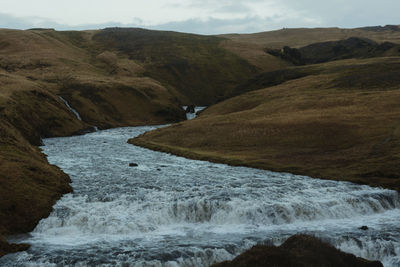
(212, 235), (383, 267)
(0, 236), (29, 258)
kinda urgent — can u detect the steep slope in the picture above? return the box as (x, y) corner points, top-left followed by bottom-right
(130, 57), (400, 191)
(93, 28), (259, 104)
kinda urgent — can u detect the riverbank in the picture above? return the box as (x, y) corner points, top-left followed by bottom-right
(0, 122), (72, 256)
(0, 75), (184, 256)
(130, 57), (400, 192)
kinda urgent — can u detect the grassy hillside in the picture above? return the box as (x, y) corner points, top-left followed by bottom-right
(130, 57), (400, 191)
(93, 28), (259, 104)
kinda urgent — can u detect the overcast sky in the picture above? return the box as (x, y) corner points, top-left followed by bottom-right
(1, 0), (399, 34)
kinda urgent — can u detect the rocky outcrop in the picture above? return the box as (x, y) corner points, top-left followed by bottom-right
(185, 105), (195, 113)
(361, 25), (400, 32)
(212, 235), (383, 267)
(266, 37), (400, 65)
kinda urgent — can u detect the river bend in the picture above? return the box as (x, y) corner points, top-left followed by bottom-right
(1, 126), (400, 266)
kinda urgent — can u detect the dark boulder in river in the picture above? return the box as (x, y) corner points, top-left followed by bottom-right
(129, 163), (138, 167)
(185, 105), (195, 113)
(211, 235), (383, 267)
(0, 236), (30, 258)
(360, 226), (369, 231)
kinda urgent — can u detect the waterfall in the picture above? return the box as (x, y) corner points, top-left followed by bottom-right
(182, 106), (207, 120)
(58, 96), (99, 132)
(58, 96), (82, 121)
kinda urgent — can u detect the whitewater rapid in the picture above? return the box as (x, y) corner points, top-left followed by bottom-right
(1, 126), (400, 266)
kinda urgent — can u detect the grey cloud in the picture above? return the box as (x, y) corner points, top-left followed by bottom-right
(149, 15), (315, 35)
(273, 0), (400, 28)
(0, 13), (139, 31)
(213, 3), (252, 14)
(175, 0), (264, 10)
(0, 13), (39, 29)
(1, 0), (399, 35)
(148, 17), (265, 35)
(0, 12), (292, 34)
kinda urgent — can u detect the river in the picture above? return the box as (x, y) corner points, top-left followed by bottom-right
(1, 125), (400, 266)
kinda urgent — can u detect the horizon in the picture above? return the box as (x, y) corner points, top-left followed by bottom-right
(1, 24), (400, 36)
(1, 0), (400, 35)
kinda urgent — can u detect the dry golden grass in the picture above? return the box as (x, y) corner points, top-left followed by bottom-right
(131, 57), (400, 191)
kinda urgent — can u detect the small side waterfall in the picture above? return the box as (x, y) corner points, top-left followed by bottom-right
(58, 96), (82, 121)
(58, 96), (99, 132)
(183, 106), (207, 120)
